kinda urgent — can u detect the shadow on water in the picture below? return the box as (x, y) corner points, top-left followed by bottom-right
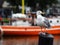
(0, 35), (60, 45)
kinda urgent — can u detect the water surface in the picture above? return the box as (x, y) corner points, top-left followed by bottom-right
(0, 35), (60, 45)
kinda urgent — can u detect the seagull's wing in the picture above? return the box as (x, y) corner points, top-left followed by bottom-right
(43, 18), (51, 28)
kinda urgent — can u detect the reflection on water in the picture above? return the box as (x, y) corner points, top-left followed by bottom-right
(0, 35), (60, 45)
(53, 35), (60, 45)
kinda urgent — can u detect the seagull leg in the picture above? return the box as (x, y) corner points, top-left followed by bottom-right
(44, 27), (47, 33)
(41, 26), (42, 32)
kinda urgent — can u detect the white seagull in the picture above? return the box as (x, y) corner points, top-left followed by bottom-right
(36, 11), (51, 28)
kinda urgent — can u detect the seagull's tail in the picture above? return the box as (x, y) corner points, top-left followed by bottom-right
(47, 23), (51, 28)
(46, 22), (51, 29)
(44, 21), (51, 28)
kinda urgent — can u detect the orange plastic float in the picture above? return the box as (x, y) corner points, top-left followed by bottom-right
(0, 25), (60, 35)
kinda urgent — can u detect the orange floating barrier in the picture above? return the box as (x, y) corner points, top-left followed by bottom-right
(0, 25), (60, 35)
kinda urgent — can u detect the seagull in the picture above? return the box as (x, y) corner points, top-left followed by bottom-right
(36, 11), (51, 30)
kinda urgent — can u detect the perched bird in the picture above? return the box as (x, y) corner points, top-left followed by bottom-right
(36, 11), (51, 29)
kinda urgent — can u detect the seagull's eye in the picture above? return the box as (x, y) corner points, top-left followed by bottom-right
(23, 20), (26, 22)
(57, 20), (59, 23)
(50, 20), (52, 23)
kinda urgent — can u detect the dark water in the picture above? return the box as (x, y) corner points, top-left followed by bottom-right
(0, 35), (60, 45)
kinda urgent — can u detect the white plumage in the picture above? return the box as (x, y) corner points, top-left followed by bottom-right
(36, 11), (51, 28)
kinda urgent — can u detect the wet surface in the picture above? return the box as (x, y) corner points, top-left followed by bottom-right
(0, 35), (60, 45)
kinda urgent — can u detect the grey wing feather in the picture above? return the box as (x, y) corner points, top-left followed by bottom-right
(44, 18), (51, 28)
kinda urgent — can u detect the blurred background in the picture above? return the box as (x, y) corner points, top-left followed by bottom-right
(0, 0), (60, 25)
(0, 0), (60, 45)
(0, 0), (60, 16)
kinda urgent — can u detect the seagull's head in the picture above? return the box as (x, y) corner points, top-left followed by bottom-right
(36, 10), (42, 16)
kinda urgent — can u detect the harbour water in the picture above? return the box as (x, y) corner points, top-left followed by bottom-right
(0, 35), (60, 45)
